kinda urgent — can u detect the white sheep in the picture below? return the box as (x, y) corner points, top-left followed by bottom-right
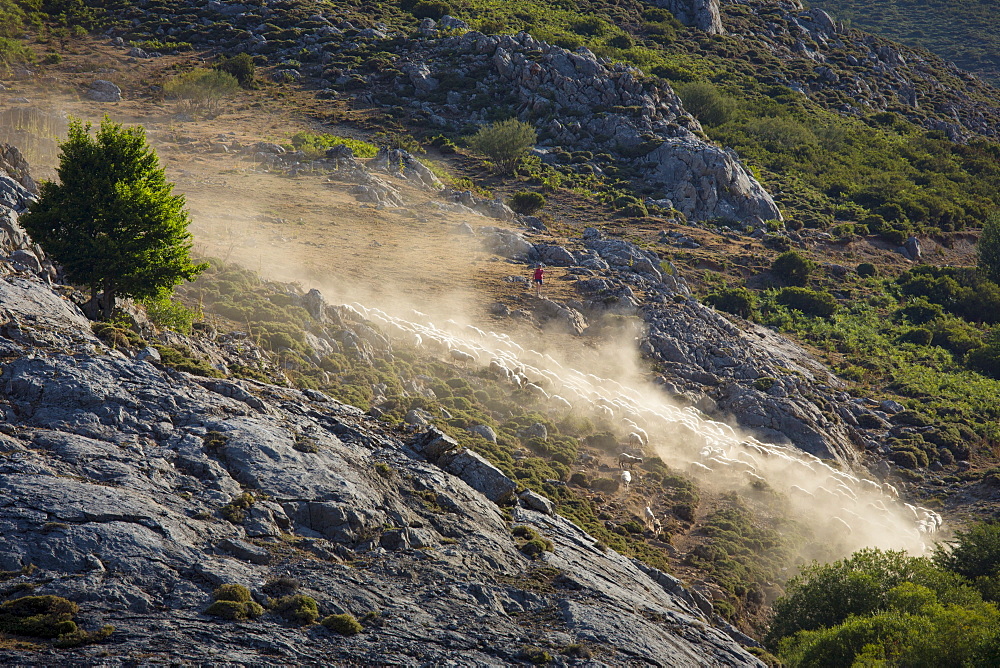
(789, 485), (815, 499)
(449, 349), (476, 364)
(550, 395), (572, 411)
(620, 470), (632, 491)
(831, 516), (853, 534)
(618, 453), (644, 470)
(627, 431), (646, 448)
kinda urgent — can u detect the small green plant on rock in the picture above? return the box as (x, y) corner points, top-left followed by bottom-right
(321, 612), (363, 635)
(517, 645), (552, 665)
(221, 492), (255, 524)
(270, 594), (319, 625)
(513, 525), (554, 558)
(205, 584), (264, 621)
(0, 595), (113, 647)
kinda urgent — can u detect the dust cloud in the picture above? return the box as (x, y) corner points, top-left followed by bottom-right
(177, 146), (944, 567)
(2, 104), (944, 567)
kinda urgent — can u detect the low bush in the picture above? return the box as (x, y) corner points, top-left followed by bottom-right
(270, 594), (319, 625)
(163, 69), (240, 114)
(856, 262), (877, 277)
(215, 52), (256, 88)
(411, 0), (451, 20)
(321, 613), (363, 635)
(704, 286), (756, 318)
(772, 251), (816, 286)
(221, 492), (255, 524)
(468, 119), (537, 174)
(0, 595), (113, 647)
(508, 191), (546, 215)
(775, 287), (837, 317)
(205, 585), (264, 621)
(153, 344), (224, 377)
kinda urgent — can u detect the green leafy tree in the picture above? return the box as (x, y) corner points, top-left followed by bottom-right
(21, 117), (206, 320)
(978, 212), (1000, 284)
(768, 548), (953, 646)
(468, 118), (537, 175)
(772, 250), (816, 285)
(934, 521), (1000, 600)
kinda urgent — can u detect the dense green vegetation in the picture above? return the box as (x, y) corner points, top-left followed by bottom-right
(767, 529), (1000, 666)
(808, 0), (1000, 87)
(21, 117), (206, 319)
(705, 253), (1000, 467)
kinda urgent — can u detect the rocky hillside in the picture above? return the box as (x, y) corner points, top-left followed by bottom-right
(2, 0), (1000, 660)
(807, 0), (1000, 88)
(0, 154), (767, 663)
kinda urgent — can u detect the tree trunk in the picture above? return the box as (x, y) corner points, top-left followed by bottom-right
(81, 284), (101, 320)
(101, 278), (117, 321)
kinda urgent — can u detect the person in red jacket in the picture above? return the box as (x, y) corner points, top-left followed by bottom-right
(533, 263), (545, 297)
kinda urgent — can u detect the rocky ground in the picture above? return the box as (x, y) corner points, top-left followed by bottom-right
(0, 160), (766, 664)
(0, 3), (991, 660)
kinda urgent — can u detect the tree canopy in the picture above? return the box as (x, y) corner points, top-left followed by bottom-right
(467, 118), (537, 175)
(21, 116), (206, 319)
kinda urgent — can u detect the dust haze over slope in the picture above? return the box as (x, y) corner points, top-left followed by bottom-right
(1, 101), (943, 573)
(172, 146), (945, 567)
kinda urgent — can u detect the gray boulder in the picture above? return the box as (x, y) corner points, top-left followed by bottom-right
(443, 449), (517, 504)
(86, 80), (122, 102)
(532, 243), (576, 267)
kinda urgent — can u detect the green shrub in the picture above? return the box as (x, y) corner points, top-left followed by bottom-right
(205, 599), (264, 621)
(517, 645), (553, 664)
(606, 34), (634, 49)
(0, 595), (78, 638)
(213, 584), (252, 603)
(508, 191), (546, 215)
(141, 295), (201, 334)
(772, 251), (816, 285)
(676, 81), (737, 126)
(775, 287), (837, 317)
(898, 298), (944, 325)
(705, 287), (756, 318)
(271, 594), (319, 625)
(411, 1), (451, 20)
(753, 376), (775, 391)
(570, 16), (609, 36)
(288, 131), (378, 160)
(767, 548), (955, 646)
(890, 449), (920, 469)
(215, 52), (256, 88)
(979, 212), (1000, 284)
(0, 37), (34, 68)
(468, 119), (537, 174)
(163, 69), (240, 113)
(153, 344), (224, 377)
(900, 327), (933, 345)
(857, 262), (877, 277)
(512, 525), (541, 541)
(934, 522), (1000, 598)
(321, 613), (363, 635)
(221, 492), (255, 524)
(520, 538), (554, 558)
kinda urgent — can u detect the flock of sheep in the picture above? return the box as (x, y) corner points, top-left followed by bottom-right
(347, 303), (943, 554)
